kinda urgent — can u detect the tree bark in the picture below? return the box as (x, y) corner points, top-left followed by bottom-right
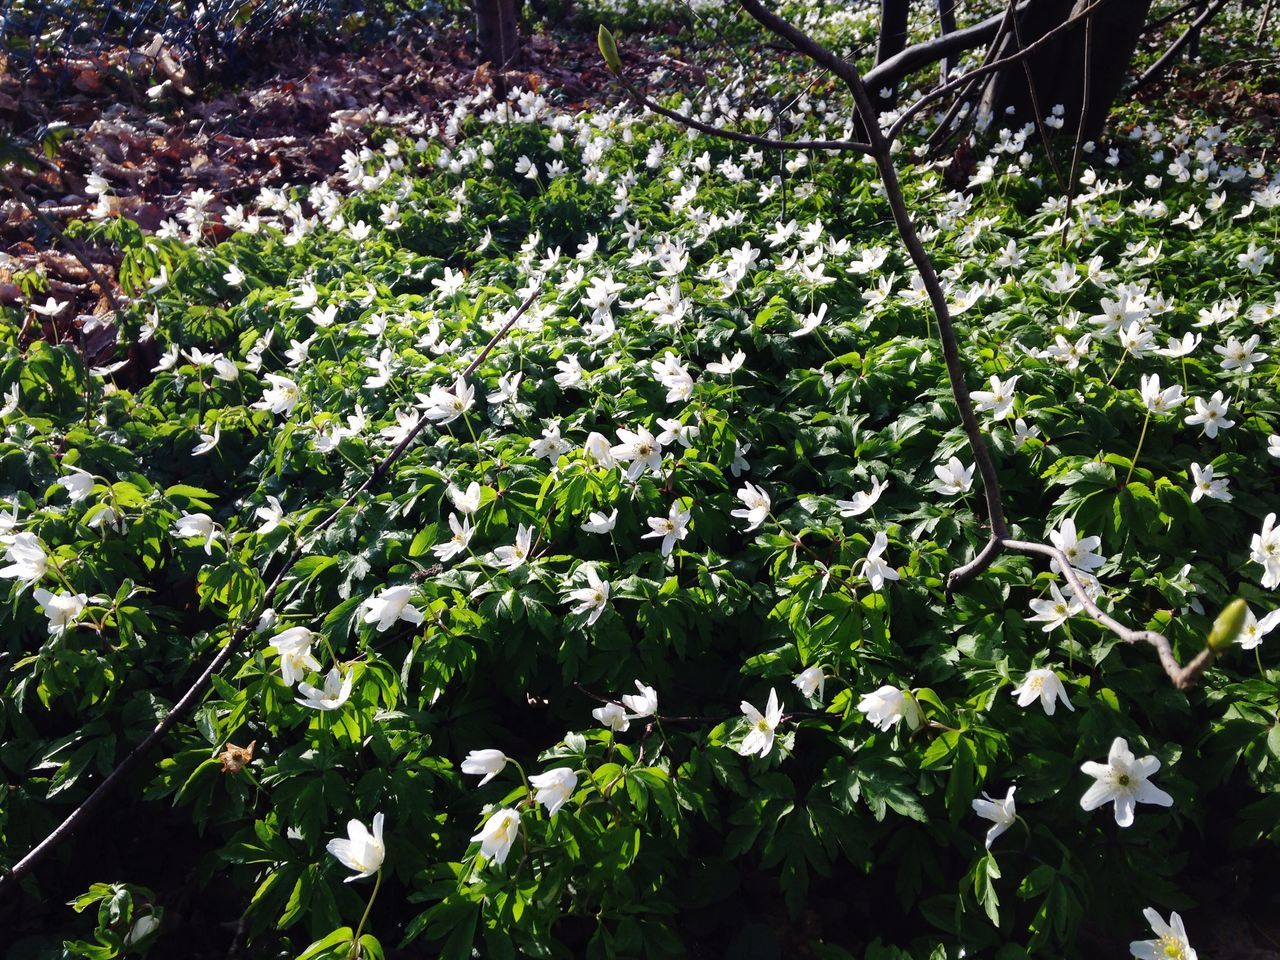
(873, 0), (913, 109)
(474, 0), (521, 70)
(981, 0), (1154, 140)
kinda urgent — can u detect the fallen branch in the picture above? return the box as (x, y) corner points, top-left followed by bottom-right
(0, 286), (542, 895)
(0, 166), (122, 313)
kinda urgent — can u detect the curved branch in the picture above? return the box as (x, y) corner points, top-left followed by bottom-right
(730, 0), (1214, 692)
(1003, 539), (1216, 689)
(863, 1), (1031, 92)
(1132, 0), (1229, 93)
(0, 286), (543, 895)
(616, 81), (874, 154)
(886, 0), (1115, 145)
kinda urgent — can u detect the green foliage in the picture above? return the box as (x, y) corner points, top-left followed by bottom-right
(3, 12), (1280, 957)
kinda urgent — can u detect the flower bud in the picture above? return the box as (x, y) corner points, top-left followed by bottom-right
(598, 26), (622, 74)
(1207, 597), (1248, 651)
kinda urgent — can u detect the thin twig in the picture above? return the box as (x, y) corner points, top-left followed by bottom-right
(886, 0), (1115, 146)
(1060, 11), (1094, 249)
(0, 167), (122, 312)
(922, 0), (1020, 156)
(1257, 0), (1276, 43)
(1002, 539), (1215, 689)
(1010, 7), (1067, 193)
(0, 286), (543, 895)
(615, 81), (874, 155)
(1132, 0), (1229, 93)
(721, 0), (1212, 692)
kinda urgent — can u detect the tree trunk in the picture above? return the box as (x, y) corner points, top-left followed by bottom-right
(474, 0), (521, 70)
(981, 0), (1154, 140)
(873, 0), (913, 109)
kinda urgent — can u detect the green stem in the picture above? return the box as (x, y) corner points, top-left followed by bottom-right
(1124, 410), (1151, 487)
(349, 868), (383, 958)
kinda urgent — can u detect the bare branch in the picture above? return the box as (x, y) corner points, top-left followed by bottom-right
(615, 80), (874, 154)
(1132, 0), (1229, 93)
(729, 0), (1216, 693)
(886, 0), (1115, 145)
(0, 167), (122, 313)
(1003, 539), (1217, 689)
(0, 286), (543, 895)
(863, 1), (1031, 93)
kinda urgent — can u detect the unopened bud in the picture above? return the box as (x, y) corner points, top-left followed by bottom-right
(1207, 598), (1248, 651)
(598, 26), (622, 74)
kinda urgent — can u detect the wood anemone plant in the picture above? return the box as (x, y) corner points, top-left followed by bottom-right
(0, 291), (544, 896)
(597, 0), (1228, 693)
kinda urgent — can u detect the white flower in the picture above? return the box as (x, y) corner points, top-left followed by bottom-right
(592, 702), (630, 732)
(57, 468), (96, 503)
(529, 422), (571, 462)
(621, 680), (658, 719)
(861, 531), (900, 592)
(1238, 606), (1280, 650)
(971, 374), (1019, 419)
(566, 566), (611, 625)
(447, 481), (483, 515)
(255, 495), (285, 534)
(493, 524), (534, 570)
(971, 786), (1017, 849)
(488, 371), (523, 405)
(362, 585), (425, 633)
(1028, 583), (1083, 632)
(1129, 908), (1197, 960)
(0, 383), (19, 419)
(582, 431), (618, 468)
(0, 532), (48, 584)
(433, 513), (474, 562)
(295, 667), (354, 711)
(1049, 518), (1104, 573)
(835, 477), (887, 517)
(732, 483), (771, 531)
(1184, 391), (1235, 439)
(1079, 736), (1173, 827)
(1189, 463), (1232, 503)
(1013, 418), (1041, 447)
(792, 666), (825, 701)
(253, 374), (301, 417)
(423, 378), (475, 425)
(857, 685), (921, 732)
(1251, 513), (1280, 589)
(934, 456), (974, 496)
(738, 688), (784, 758)
(529, 768), (578, 817)
(642, 502), (691, 557)
(326, 813), (385, 881)
(706, 351), (746, 376)
(31, 587), (89, 634)
(269, 626), (322, 686)
(1139, 374), (1184, 415)
(193, 424), (221, 455)
(1214, 334), (1266, 374)
(1011, 668), (1074, 715)
(172, 512), (219, 554)
(611, 426), (664, 481)
(460, 749), (509, 786)
(581, 509), (618, 534)
(470, 808), (520, 867)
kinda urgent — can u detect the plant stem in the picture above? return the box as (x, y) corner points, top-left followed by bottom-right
(349, 869), (383, 958)
(1124, 410), (1151, 486)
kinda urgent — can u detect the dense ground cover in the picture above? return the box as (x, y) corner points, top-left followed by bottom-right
(2, 2), (1280, 957)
